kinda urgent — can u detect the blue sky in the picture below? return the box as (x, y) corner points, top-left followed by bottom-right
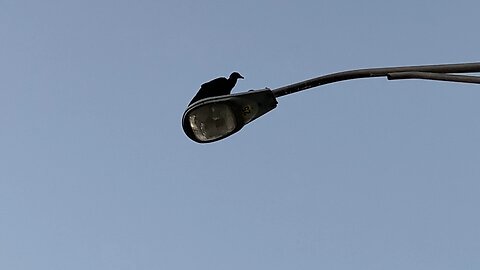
(1, 1), (479, 269)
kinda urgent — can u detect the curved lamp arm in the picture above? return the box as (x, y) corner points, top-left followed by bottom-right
(272, 62), (480, 98)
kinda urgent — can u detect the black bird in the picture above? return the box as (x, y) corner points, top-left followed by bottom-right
(189, 72), (244, 105)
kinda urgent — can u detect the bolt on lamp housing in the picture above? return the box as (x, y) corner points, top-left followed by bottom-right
(182, 89), (278, 143)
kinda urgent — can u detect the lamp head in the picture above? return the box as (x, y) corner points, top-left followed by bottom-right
(182, 89), (277, 143)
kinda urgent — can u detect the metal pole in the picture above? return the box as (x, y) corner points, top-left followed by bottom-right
(387, 72), (480, 84)
(271, 62), (480, 98)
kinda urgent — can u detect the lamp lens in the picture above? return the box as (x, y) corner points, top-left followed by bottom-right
(188, 103), (237, 142)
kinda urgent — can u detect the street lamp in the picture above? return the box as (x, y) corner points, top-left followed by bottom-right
(183, 89), (277, 143)
(183, 62), (480, 143)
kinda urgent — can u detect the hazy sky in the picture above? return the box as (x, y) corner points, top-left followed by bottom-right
(1, 1), (479, 269)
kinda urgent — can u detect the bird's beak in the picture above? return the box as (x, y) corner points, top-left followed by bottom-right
(239, 75), (244, 79)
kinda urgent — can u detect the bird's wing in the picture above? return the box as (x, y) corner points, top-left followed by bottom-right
(201, 77), (227, 88)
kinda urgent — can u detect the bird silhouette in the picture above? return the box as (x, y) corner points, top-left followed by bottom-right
(189, 72), (244, 105)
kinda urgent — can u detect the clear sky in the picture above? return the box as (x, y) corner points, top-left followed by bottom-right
(1, 1), (479, 269)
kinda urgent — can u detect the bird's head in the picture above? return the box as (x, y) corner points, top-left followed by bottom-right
(229, 72), (244, 80)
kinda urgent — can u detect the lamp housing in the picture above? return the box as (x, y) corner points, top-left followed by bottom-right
(182, 89), (278, 143)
